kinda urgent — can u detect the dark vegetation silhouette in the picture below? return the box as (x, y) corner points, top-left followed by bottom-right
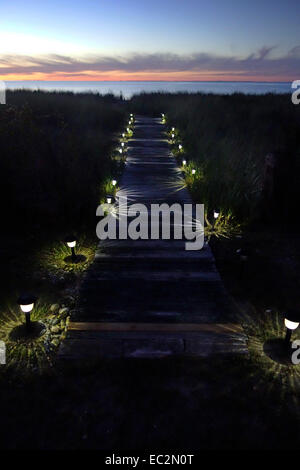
(1, 89), (299, 240)
(1, 90), (126, 237)
(0, 91), (300, 452)
(131, 92), (300, 224)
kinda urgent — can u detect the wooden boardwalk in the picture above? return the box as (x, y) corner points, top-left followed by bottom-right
(59, 116), (248, 359)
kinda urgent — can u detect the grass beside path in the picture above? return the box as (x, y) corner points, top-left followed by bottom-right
(0, 354), (299, 450)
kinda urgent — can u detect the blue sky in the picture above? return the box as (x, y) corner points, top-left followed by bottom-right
(1, 0), (300, 80)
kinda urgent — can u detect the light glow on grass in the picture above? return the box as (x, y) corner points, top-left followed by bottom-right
(0, 301), (67, 373)
(35, 237), (96, 274)
(236, 307), (300, 411)
(204, 210), (242, 240)
(162, 176), (187, 193)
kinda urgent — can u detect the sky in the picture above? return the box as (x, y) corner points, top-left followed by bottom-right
(0, 0), (300, 81)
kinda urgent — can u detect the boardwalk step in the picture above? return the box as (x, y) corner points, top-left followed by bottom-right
(92, 257), (215, 272)
(68, 322), (244, 333)
(58, 324), (248, 360)
(85, 270), (220, 281)
(94, 250), (208, 260)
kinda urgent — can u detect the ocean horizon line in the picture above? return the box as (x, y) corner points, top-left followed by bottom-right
(4, 79), (291, 84)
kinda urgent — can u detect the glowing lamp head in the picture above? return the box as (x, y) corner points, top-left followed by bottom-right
(213, 210), (220, 219)
(121, 142), (125, 147)
(122, 133), (125, 138)
(127, 128), (130, 133)
(112, 179), (117, 186)
(65, 235), (77, 248)
(171, 133), (175, 138)
(284, 310), (300, 330)
(20, 304), (34, 313)
(119, 148), (123, 154)
(178, 144), (182, 150)
(130, 113), (133, 117)
(106, 195), (114, 204)
(162, 113), (165, 117)
(182, 160), (187, 166)
(192, 169), (196, 175)
(285, 319), (299, 330)
(172, 127), (175, 131)
(18, 294), (37, 313)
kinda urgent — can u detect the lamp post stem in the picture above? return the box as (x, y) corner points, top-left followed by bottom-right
(239, 260), (245, 280)
(284, 328), (292, 348)
(71, 247), (76, 262)
(25, 312), (31, 330)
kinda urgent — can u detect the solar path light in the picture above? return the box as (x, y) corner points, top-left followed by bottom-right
(284, 310), (300, 348)
(17, 294), (37, 330)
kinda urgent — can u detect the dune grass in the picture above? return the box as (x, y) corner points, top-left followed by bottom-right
(131, 91), (300, 224)
(1, 90), (127, 234)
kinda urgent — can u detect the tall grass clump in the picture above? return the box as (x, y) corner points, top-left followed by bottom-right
(131, 92), (300, 224)
(1, 90), (127, 236)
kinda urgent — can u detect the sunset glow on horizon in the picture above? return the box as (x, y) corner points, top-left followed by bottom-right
(2, 72), (295, 83)
(1, 0), (300, 82)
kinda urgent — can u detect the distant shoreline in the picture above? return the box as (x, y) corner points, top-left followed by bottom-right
(4, 80), (291, 84)
(4, 81), (292, 98)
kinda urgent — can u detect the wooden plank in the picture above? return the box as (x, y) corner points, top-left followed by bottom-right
(69, 322), (244, 334)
